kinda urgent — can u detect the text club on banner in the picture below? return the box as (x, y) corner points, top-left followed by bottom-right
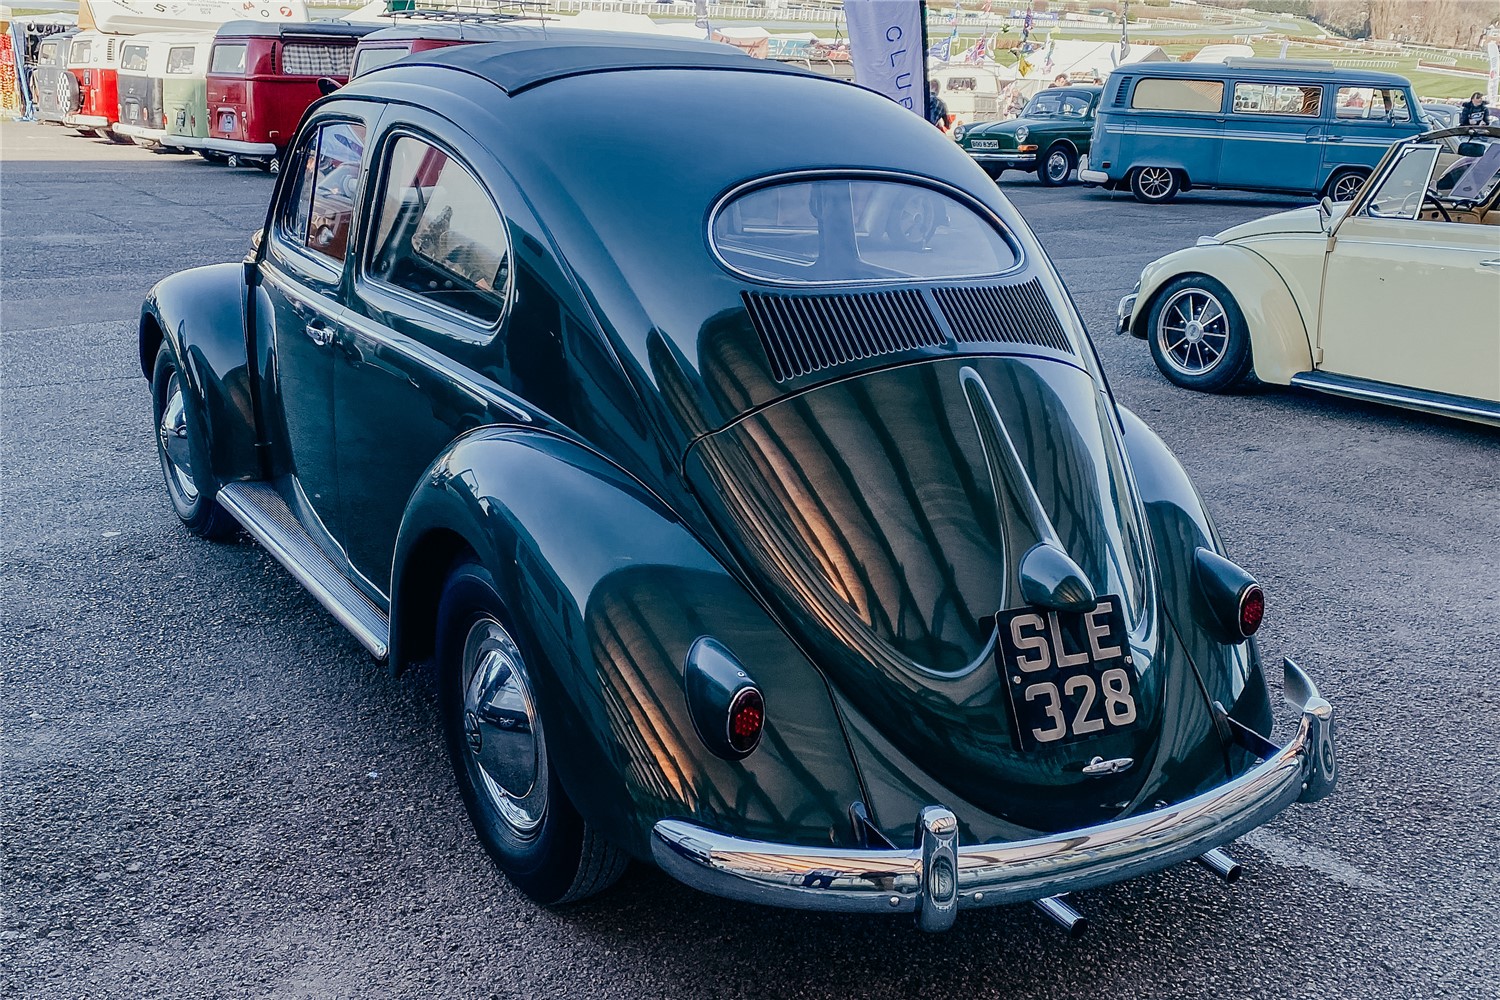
(844, 0), (928, 114)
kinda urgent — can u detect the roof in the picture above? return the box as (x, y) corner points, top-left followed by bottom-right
(1114, 58), (1414, 88)
(359, 21), (532, 43)
(391, 28), (816, 95)
(213, 19), (379, 40)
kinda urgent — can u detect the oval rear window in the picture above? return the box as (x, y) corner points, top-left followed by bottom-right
(711, 177), (1018, 284)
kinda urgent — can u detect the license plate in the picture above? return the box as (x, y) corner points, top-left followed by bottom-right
(970, 138), (1000, 150)
(218, 110), (235, 132)
(995, 596), (1138, 751)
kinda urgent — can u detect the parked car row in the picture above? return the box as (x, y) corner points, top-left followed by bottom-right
(957, 58), (1438, 204)
(28, 19), (376, 170)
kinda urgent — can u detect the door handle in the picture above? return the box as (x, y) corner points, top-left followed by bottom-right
(1325, 135), (1345, 143)
(1480, 260), (1500, 269)
(1304, 135), (1321, 142)
(305, 319), (333, 347)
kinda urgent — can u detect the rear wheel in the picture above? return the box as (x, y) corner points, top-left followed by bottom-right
(437, 562), (627, 906)
(1038, 144), (1076, 187)
(1146, 276), (1254, 393)
(199, 151), (228, 164)
(151, 343), (236, 539)
(1131, 165), (1182, 204)
(1324, 168), (1368, 202)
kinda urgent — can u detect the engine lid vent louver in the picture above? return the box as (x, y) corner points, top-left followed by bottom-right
(932, 279), (1073, 354)
(742, 288), (946, 383)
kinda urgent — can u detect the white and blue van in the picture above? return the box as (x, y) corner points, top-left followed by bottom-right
(1080, 59), (1425, 203)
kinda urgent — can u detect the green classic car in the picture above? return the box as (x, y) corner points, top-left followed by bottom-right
(956, 85), (1101, 185)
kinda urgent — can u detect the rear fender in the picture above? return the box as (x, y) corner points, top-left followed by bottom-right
(1119, 407), (1272, 752)
(139, 262), (261, 484)
(1129, 244), (1313, 385)
(391, 427), (865, 858)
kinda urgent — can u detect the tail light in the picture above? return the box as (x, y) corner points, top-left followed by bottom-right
(685, 637), (764, 760)
(1193, 548), (1264, 643)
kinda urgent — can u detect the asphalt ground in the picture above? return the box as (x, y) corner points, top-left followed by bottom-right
(2, 121), (1497, 999)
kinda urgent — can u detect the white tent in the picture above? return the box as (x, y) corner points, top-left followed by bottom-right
(77, 0), (307, 33)
(1192, 44), (1256, 63)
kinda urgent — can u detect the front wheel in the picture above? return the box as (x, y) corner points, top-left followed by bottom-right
(1038, 144), (1076, 187)
(437, 562), (628, 906)
(151, 343), (237, 538)
(1131, 165), (1182, 204)
(1324, 168), (1368, 202)
(1146, 276), (1254, 393)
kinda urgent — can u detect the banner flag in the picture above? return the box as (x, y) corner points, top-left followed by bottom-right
(845, 0), (928, 114)
(1488, 41), (1498, 105)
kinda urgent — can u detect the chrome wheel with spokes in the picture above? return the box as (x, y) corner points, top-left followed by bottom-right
(1155, 288), (1230, 377)
(1326, 169), (1366, 202)
(1131, 165), (1181, 203)
(1145, 276), (1254, 393)
(459, 617), (548, 840)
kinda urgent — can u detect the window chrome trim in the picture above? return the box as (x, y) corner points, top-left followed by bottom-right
(707, 169), (1026, 288)
(272, 117), (368, 276)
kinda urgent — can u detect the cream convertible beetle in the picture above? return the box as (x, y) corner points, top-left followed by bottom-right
(1119, 126), (1500, 428)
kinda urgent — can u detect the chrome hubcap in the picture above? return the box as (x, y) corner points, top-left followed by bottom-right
(461, 619), (546, 837)
(158, 373), (197, 505)
(1158, 288), (1230, 375)
(1140, 168), (1172, 198)
(1048, 151), (1069, 180)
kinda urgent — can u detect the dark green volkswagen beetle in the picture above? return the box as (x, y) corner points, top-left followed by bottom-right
(140, 29), (1335, 932)
(956, 85), (1102, 185)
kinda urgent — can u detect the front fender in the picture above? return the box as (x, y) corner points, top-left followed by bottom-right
(1129, 244), (1313, 386)
(1119, 406), (1272, 755)
(139, 263), (260, 484)
(391, 428), (865, 859)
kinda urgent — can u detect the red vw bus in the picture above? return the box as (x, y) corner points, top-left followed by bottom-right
(201, 20), (375, 170)
(64, 29), (126, 137)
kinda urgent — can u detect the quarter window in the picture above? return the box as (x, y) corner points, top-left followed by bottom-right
(1365, 144), (1440, 219)
(69, 39), (92, 63)
(1232, 82), (1321, 117)
(366, 136), (511, 326)
(209, 43), (246, 75)
(712, 178), (1018, 283)
(1130, 78), (1223, 113)
(352, 45), (410, 77)
(1335, 86), (1411, 122)
(281, 42), (353, 78)
(280, 122), (367, 263)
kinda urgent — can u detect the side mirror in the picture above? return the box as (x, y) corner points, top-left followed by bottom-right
(1318, 196), (1334, 216)
(249, 228), (264, 255)
(316, 77), (340, 97)
(1457, 140), (1488, 157)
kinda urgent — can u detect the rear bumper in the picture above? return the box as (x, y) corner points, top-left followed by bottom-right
(163, 133), (210, 149)
(65, 114), (110, 128)
(199, 138), (278, 157)
(653, 658), (1335, 932)
(112, 123), (166, 143)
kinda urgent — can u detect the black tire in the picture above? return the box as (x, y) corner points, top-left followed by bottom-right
(436, 562), (627, 907)
(1131, 165), (1182, 204)
(1038, 144), (1076, 187)
(1323, 168), (1368, 203)
(151, 343), (237, 539)
(1145, 275), (1254, 393)
(198, 151), (229, 164)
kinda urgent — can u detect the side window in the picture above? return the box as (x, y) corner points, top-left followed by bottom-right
(209, 43), (246, 75)
(281, 43), (354, 78)
(166, 46), (196, 75)
(1233, 83), (1321, 117)
(70, 39), (92, 63)
(1061, 93), (1092, 117)
(365, 135), (511, 327)
(279, 121), (367, 264)
(1365, 145), (1440, 219)
(1336, 86), (1411, 122)
(1131, 78), (1223, 113)
(121, 44), (148, 73)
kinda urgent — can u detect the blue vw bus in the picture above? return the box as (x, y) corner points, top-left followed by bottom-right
(1079, 59), (1424, 203)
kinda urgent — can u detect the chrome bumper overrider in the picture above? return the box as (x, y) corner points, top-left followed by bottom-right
(1117, 288), (1139, 335)
(652, 659), (1335, 932)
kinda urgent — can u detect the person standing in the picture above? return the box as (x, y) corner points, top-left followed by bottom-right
(1459, 92), (1490, 126)
(926, 79), (950, 133)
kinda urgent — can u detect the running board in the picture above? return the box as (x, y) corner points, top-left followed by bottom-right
(1290, 372), (1500, 428)
(216, 482), (390, 660)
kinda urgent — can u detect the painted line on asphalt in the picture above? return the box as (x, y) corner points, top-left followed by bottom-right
(1240, 829), (1390, 891)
